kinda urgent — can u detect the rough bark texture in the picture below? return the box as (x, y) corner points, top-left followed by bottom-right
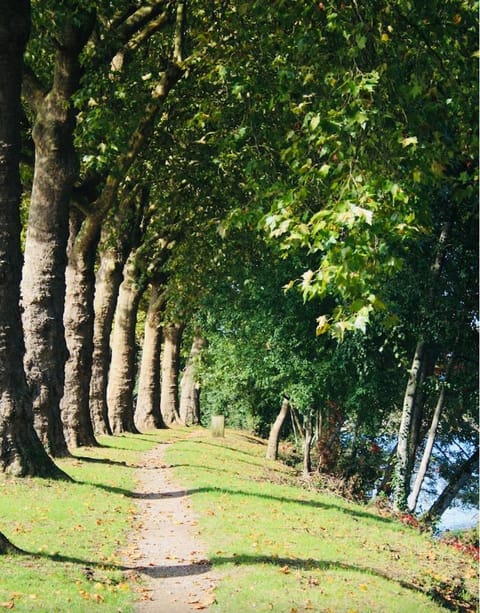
(393, 338), (425, 511)
(21, 15), (93, 457)
(266, 397), (290, 461)
(179, 332), (205, 426)
(135, 284), (165, 431)
(61, 210), (99, 447)
(0, 0), (66, 478)
(107, 253), (143, 434)
(89, 243), (126, 435)
(160, 323), (184, 426)
(424, 448), (479, 523)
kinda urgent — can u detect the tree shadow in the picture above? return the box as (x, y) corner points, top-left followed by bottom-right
(72, 455), (131, 468)
(132, 561), (212, 579)
(18, 549), (211, 580)
(74, 475), (395, 526)
(211, 553), (423, 594)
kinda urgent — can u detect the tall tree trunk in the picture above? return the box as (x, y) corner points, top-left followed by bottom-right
(409, 354), (455, 512)
(60, 210), (99, 447)
(393, 338), (425, 511)
(135, 283), (165, 431)
(160, 322), (184, 426)
(179, 331), (205, 426)
(266, 397), (290, 461)
(423, 448), (479, 524)
(107, 253), (144, 433)
(89, 239), (127, 435)
(0, 0), (66, 478)
(20, 17), (93, 456)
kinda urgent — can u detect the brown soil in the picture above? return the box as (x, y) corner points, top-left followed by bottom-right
(123, 443), (216, 612)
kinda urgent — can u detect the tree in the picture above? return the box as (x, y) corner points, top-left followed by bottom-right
(265, 397), (290, 461)
(423, 447), (479, 525)
(135, 281), (166, 431)
(21, 4), (94, 455)
(0, 0), (66, 478)
(179, 330), (206, 426)
(107, 250), (144, 434)
(160, 322), (184, 426)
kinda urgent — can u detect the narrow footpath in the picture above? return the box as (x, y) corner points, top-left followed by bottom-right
(123, 443), (216, 612)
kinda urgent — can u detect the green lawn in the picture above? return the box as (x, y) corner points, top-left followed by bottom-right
(0, 427), (477, 612)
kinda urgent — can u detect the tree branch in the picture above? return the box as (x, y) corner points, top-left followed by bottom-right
(21, 65), (46, 113)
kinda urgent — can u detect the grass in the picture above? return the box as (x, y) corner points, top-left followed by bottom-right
(0, 431), (176, 612)
(164, 429), (478, 613)
(0, 427), (477, 612)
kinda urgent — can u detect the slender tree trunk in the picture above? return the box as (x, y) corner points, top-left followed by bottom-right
(89, 242), (126, 435)
(20, 18), (93, 456)
(409, 354), (455, 512)
(423, 448), (479, 524)
(0, 0), (67, 478)
(407, 354), (428, 474)
(266, 397), (290, 461)
(107, 253), (144, 433)
(303, 413), (313, 475)
(135, 283), (165, 431)
(61, 210), (99, 447)
(179, 332), (205, 426)
(393, 218), (453, 511)
(160, 323), (184, 426)
(393, 338), (425, 511)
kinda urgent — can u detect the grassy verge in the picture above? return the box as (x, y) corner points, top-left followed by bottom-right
(165, 429), (478, 613)
(0, 427), (477, 612)
(0, 430), (185, 612)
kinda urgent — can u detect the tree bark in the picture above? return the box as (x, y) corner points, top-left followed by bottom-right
(393, 217), (453, 511)
(266, 397), (290, 461)
(135, 283), (166, 431)
(423, 448), (479, 523)
(89, 236), (127, 435)
(409, 354), (454, 512)
(0, 0), (67, 478)
(61, 209), (99, 447)
(179, 332), (205, 426)
(160, 322), (184, 426)
(20, 17), (93, 456)
(303, 413), (313, 475)
(393, 338), (425, 511)
(107, 252), (144, 433)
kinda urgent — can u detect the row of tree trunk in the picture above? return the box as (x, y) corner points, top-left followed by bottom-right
(0, 1), (201, 482)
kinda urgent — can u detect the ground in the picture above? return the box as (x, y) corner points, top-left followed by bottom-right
(124, 442), (216, 612)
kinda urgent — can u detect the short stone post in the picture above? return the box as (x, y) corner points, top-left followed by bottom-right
(211, 415), (225, 437)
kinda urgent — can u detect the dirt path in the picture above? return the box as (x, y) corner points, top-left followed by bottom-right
(123, 443), (216, 612)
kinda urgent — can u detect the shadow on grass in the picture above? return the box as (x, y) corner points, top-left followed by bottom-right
(73, 471), (394, 525)
(72, 455), (131, 468)
(181, 439), (266, 461)
(12, 549), (211, 580)
(210, 554), (428, 597)
(209, 554), (476, 611)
